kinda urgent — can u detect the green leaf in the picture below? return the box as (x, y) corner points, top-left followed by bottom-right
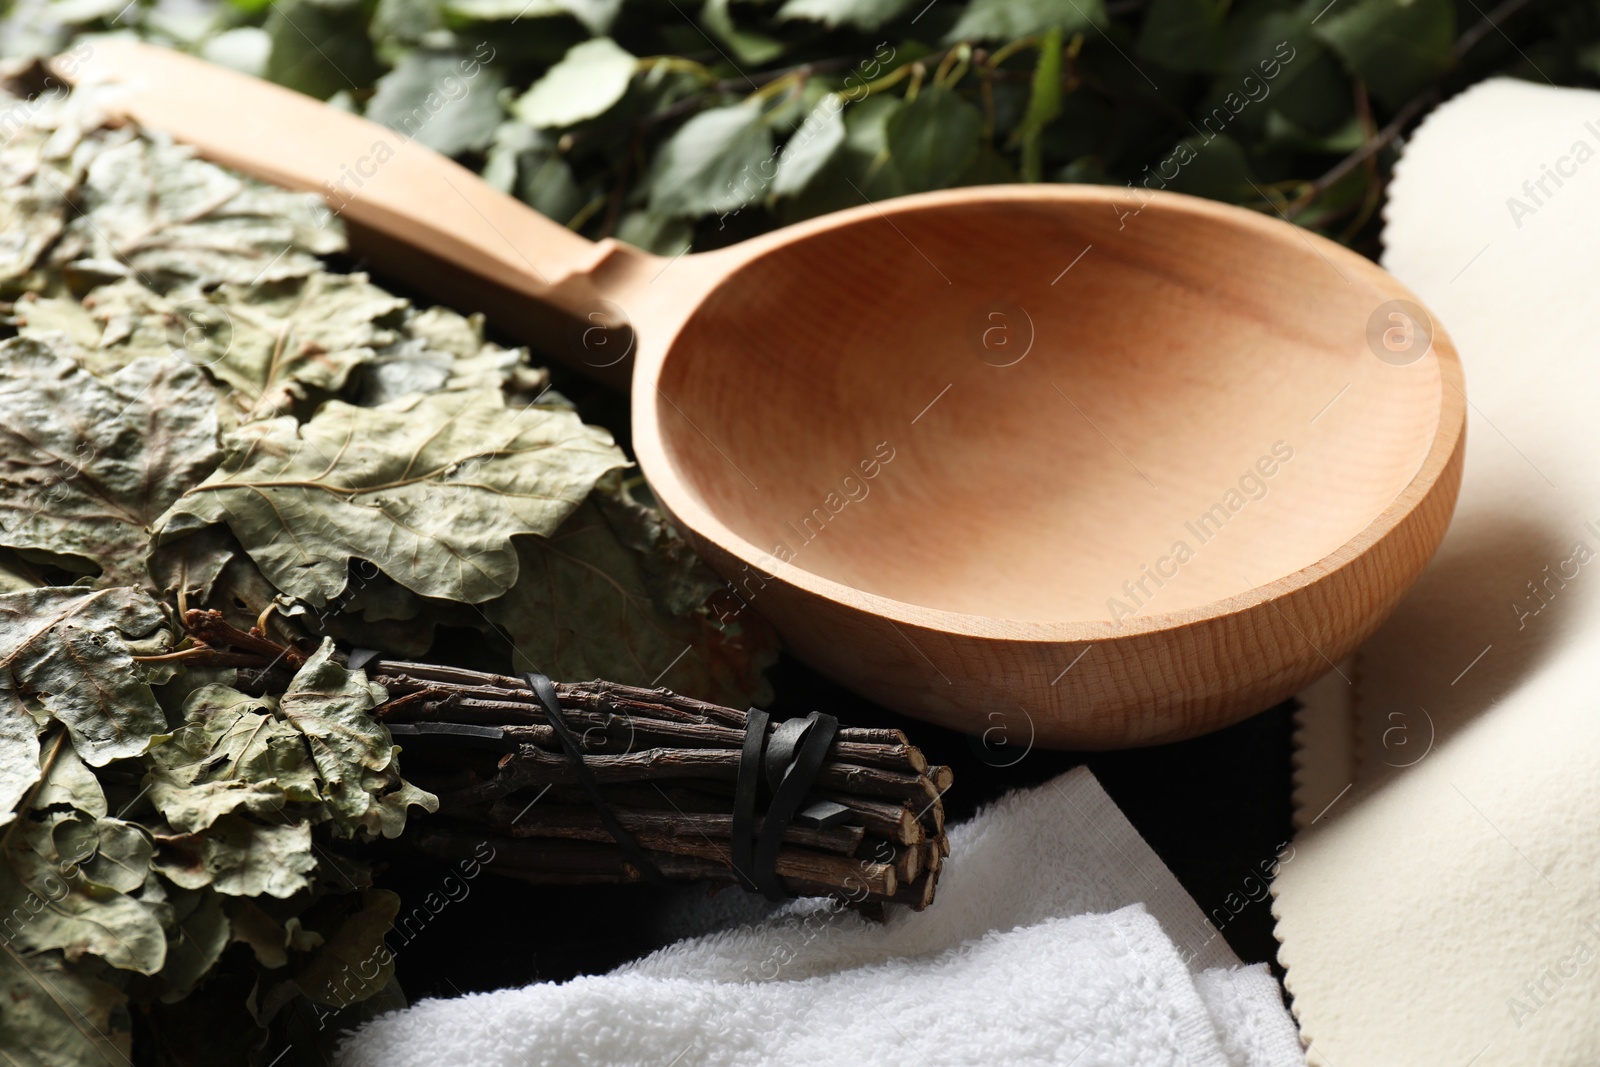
(0, 948), (133, 1066)
(773, 94), (847, 197)
(199, 27), (273, 77)
(614, 211), (694, 256)
(53, 134), (344, 290)
(276, 641), (437, 838)
(0, 339), (220, 587)
(703, 0), (787, 66)
(482, 121), (541, 193)
(648, 103), (775, 217)
(1016, 29), (1065, 181)
(886, 86), (983, 193)
(143, 685), (321, 833)
(945, 0), (1105, 42)
(444, 0), (620, 33)
(479, 123), (586, 225)
(372, 0), (445, 43)
(0, 587), (171, 767)
(157, 388), (627, 606)
(510, 37), (637, 128)
(1314, 0), (1454, 108)
(264, 0), (384, 102)
(777, 0), (915, 31)
(1136, 0), (1227, 72)
(442, 0), (561, 19)
(555, 0), (624, 32)
(845, 92), (904, 158)
(154, 813), (316, 898)
(366, 50), (507, 157)
(1162, 132), (1255, 199)
(487, 475), (778, 707)
(1264, 110), (1365, 152)
(48, 0), (129, 20)
(1222, 13), (1349, 136)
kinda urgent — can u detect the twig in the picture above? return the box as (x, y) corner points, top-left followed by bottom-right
(1290, 0), (1545, 219)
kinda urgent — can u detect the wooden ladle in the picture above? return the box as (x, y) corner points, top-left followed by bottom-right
(63, 41), (1465, 748)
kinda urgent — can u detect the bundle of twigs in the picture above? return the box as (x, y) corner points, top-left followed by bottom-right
(181, 611), (952, 914)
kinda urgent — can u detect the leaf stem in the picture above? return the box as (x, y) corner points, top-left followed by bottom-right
(638, 56), (717, 84)
(853, 59), (916, 99)
(986, 36), (1039, 71)
(1288, 0), (1540, 221)
(934, 44), (969, 88)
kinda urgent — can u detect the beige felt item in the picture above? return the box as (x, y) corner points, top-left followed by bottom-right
(1288, 661), (1358, 833)
(1274, 77), (1600, 1067)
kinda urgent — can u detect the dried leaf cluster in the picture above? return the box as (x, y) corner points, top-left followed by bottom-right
(0, 74), (773, 1066)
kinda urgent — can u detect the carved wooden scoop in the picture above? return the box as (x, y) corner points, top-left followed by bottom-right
(62, 40), (1465, 747)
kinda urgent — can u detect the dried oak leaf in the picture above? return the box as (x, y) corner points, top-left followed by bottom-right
(155, 388), (628, 607)
(148, 887), (230, 1003)
(0, 87), (109, 294)
(0, 586), (172, 771)
(52, 813), (154, 893)
(292, 568), (483, 659)
(487, 474), (779, 707)
(0, 703), (41, 830)
(0, 767), (165, 974)
(143, 685), (322, 834)
(0, 338), (220, 588)
(51, 132), (343, 291)
(350, 304), (548, 408)
(200, 273), (409, 421)
(18, 272), (408, 423)
(14, 278), (231, 383)
(153, 814), (316, 899)
(0, 948), (133, 1066)
(291, 888), (400, 1007)
(276, 641), (437, 839)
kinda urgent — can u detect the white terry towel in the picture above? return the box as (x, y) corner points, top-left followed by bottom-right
(1275, 77), (1600, 1066)
(339, 767), (1304, 1067)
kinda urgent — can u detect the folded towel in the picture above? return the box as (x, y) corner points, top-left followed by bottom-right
(340, 767), (1304, 1067)
(1275, 77), (1600, 1066)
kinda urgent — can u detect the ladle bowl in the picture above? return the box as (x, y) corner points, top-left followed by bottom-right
(66, 41), (1466, 747)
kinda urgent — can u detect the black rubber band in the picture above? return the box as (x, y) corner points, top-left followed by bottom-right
(764, 715), (814, 790)
(521, 672), (665, 886)
(730, 707), (769, 892)
(750, 710), (839, 901)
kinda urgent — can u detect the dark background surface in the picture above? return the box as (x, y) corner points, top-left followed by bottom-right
(377, 649), (1298, 1000)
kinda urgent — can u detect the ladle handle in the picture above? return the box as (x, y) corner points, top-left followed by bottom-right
(56, 40), (657, 387)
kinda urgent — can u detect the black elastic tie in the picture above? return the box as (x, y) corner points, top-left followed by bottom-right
(734, 709), (840, 901)
(521, 672), (665, 886)
(730, 707), (769, 892)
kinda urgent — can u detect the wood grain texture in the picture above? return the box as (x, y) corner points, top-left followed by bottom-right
(66, 41), (1467, 748)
